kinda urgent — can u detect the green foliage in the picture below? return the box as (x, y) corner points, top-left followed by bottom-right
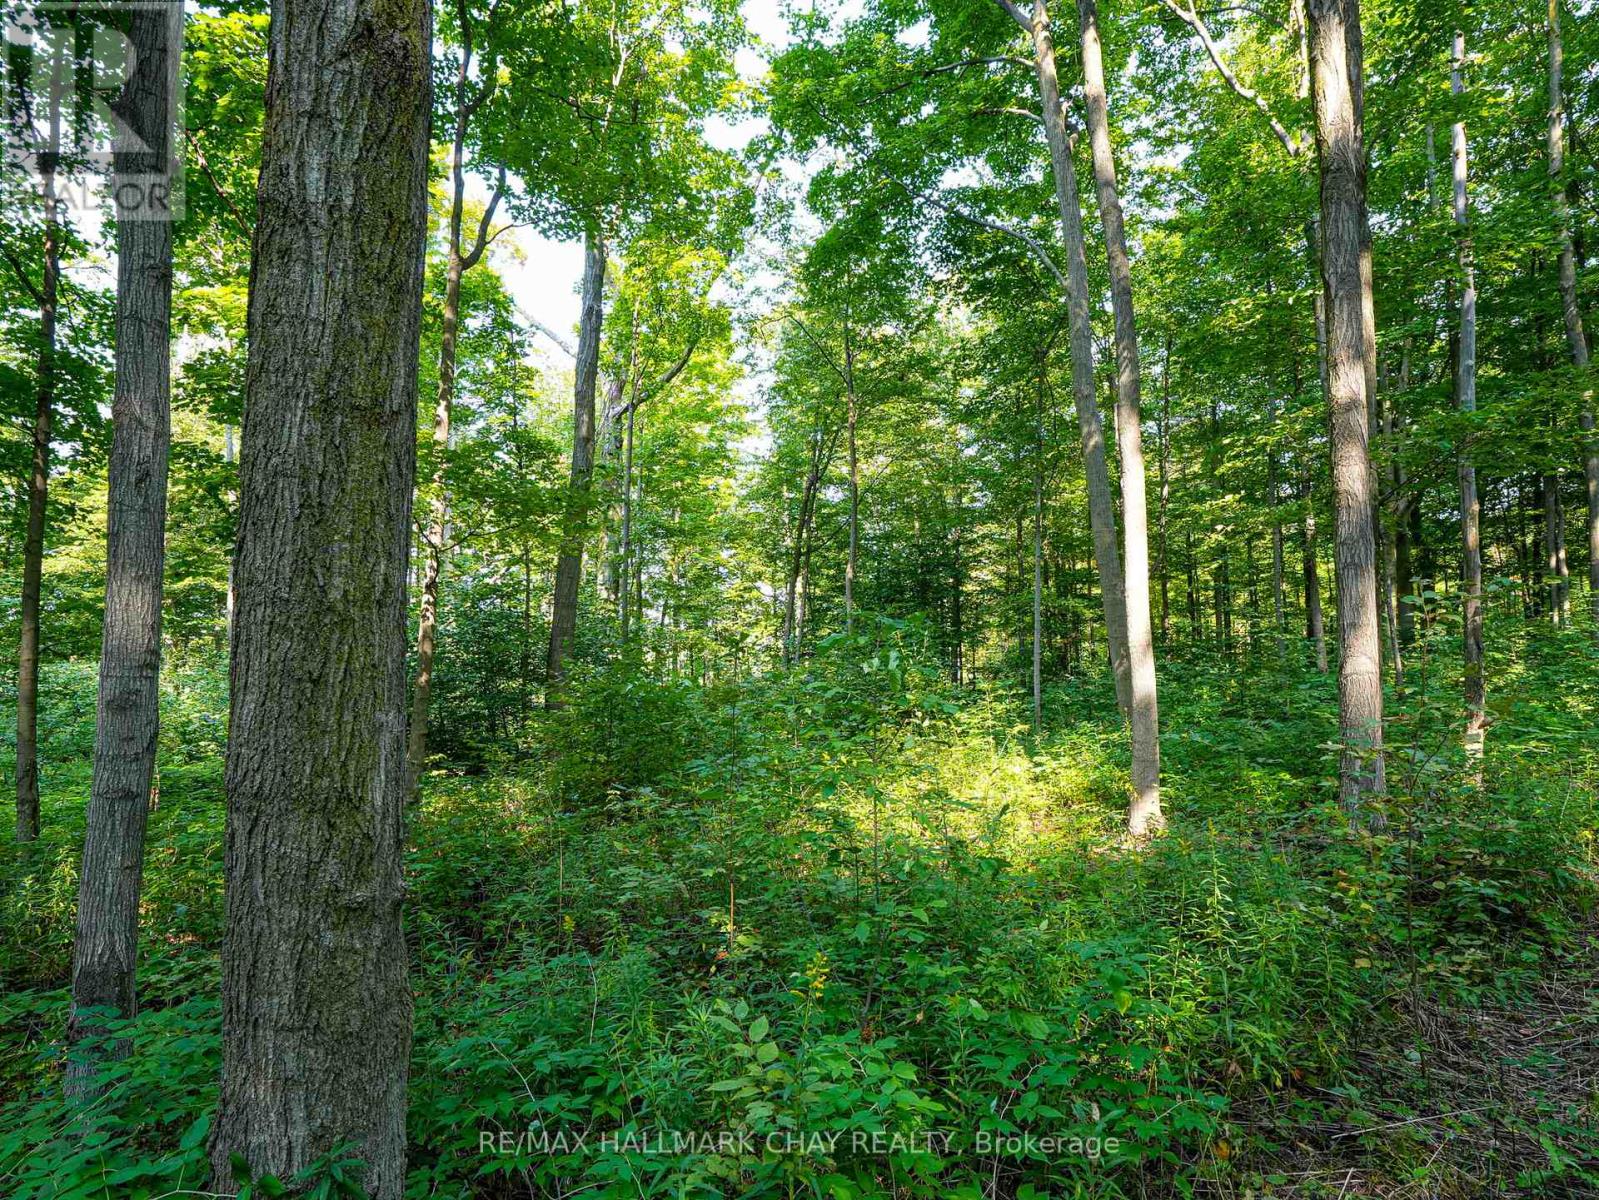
(4, 620), (1595, 1196)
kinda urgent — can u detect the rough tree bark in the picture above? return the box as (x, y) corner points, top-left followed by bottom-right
(1076, 0), (1161, 834)
(67, 2), (175, 1097)
(406, 13), (504, 783)
(1451, 31), (1486, 771)
(208, 0), (430, 1186)
(1307, 0), (1385, 816)
(545, 231), (606, 699)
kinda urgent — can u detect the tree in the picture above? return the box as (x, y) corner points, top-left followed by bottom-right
(407, 0), (510, 780)
(483, 0), (747, 695)
(10, 51), (63, 842)
(1450, 30), (1485, 771)
(207, 0), (431, 1188)
(1546, 0), (1595, 630)
(67, 0), (176, 1097)
(1306, 0), (1384, 817)
(1075, 0), (1161, 834)
(993, 0), (1134, 716)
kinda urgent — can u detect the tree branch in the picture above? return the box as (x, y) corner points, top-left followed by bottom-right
(892, 179), (1070, 294)
(1, 245), (44, 305)
(462, 165), (509, 268)
(183, 128), (253, 235)
(529, 318), (577, 358)
(1156, 0), (1304, 158)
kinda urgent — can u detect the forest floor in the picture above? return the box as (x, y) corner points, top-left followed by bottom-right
(2, 618), (1597, 1198)
(1223, 922), (1599, 1198)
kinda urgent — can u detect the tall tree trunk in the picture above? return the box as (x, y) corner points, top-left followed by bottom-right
(67, 7), (174, 1096)
(1303, 481), (1329, 672)
(619, 400), (637, 642)
(1452, 32), (1486, 771)
(15, 164), (59, 843)
(209, 0), (430, 1187)
(1381, 381), (1404, 690)
(1078, 0), (1160, 833)
(1306, 297), (1331, 675)
(1033, 376), (1045, 732)
(1308, 0), (1384, 816)
(1186, 527), (1200, 637)
(844, 322), (859, 635)
(1158, 339), (1172, 641)
(1548, 0), (1597, 627)
(407, 35), (503, 777)
(1270, 391), (1287, 656)
(546, 231), (606, 699)
(1543, 474), (1566, 620)
(1009, 0), (1132, 714)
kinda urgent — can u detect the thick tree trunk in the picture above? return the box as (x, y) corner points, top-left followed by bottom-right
(545, 232), (606, 699)
(1307, 0), (1384, 817)
(1077, 0), (1161, 834)
(15, 166), (59, 843)
(1016, 0), (1132, 714)
(67, 7), (174, 1096)
(209, 0), (430, 1188)
(1452, 32), (1485, 770)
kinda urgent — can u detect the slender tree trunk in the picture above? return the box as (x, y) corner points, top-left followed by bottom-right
(1017, 0), (1132, 714)
(1303, 482), (1328, 672)
(407, 44), (502, 777)
(209, 0), (430, 1187)
(1158, 340), (1172, 641)
(1270, 391), (1287, 656)
(1451, 32), (1485, 771)
(844, 324), (859, 635)
(67, 8), (174, 1096)
(784, 417), (831, 661)
(1078, 0), (1160, 832)
(1308, 0), (1384, 817)
(1381, 387), (1404, 690)
(619, 400), (637, 642)
(1304, 308), (1330, 674)
(407, 256), (463, 780)
(546, 231), (606, 699)
(1033, 376), (1045, 732)
(1547, 0), (1597, 627)
(1543, 474), (1566, 621)
(15, 164), (59, 843)
(1186, 527), (1200, 638)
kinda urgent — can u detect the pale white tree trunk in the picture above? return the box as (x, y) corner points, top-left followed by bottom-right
(1452, 31), (1485, 774)
(1076, 0), (1161, 834)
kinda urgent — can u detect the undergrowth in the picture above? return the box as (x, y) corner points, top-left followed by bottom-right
(1, 617), (1595, 1197)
